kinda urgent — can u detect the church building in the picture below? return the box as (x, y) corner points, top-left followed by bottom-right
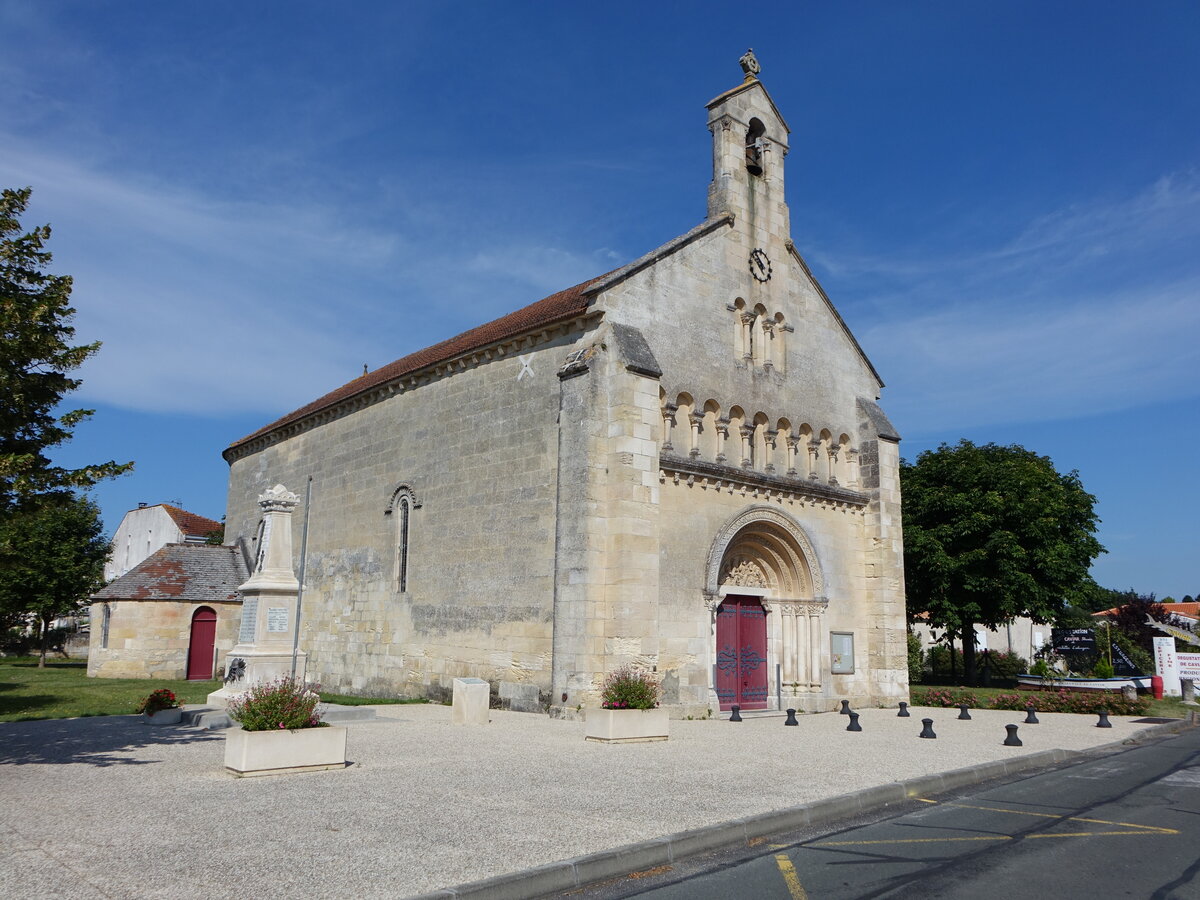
(223, 54), (907, 716)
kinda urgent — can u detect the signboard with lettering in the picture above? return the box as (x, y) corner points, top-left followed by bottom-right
(1051, 628), (1096, 655)
(1177, 652), (1200, 681)
(238, 598), (258, 643)
(267, 607), (289, 633)
(1154, 636), (1181, 695)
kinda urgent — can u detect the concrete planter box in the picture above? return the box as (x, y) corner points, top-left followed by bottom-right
(142, 708), (182, 725)
(585, 708), (669, 743)
(224, 726), (347, 777)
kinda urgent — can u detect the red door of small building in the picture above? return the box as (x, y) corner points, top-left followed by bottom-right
(715, 596), (769, 710)
(187, 607), (217, 680)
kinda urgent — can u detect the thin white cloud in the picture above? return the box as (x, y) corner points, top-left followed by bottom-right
(0, 142), (623, 417)
(832, 174), (1200, 435)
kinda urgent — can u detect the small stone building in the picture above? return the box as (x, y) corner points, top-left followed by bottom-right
(104, 503), (223, 582)
(88, 544), (247, 680)
(223, 56), (907, 715)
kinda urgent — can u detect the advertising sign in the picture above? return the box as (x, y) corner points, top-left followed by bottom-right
(1052, 628), (1096, 656)
(1154, 636), (1181, 695)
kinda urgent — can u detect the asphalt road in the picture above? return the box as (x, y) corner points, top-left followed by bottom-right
(568, 725), (1200, 899)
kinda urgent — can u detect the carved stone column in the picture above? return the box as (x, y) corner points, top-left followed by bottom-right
(716, 418), (730, 463)
(739, 424), (753, 469)
(781, 605), (797, 683)
(740, 312), (757, 361)
(796, 610), (810, 690)
(846, 447), (859, 489)
(785, 435), (798, 476)
(808, 440), (821, 481)
(808, 603), (824, 691)
(763, 429), (777, 473)
(761, 319), (775, 370)
(827, 444), (840, 486)
(662, 403), (677, 452)
(689, 412), (703, 458)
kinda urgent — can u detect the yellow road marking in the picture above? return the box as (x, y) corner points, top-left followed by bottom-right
(818, 836), (1012, 847)
(774, 853), (808, 899)
(925, 801), (1179, 835)
(812, 801), (1177, 848)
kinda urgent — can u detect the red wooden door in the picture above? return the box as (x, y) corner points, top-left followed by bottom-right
(715, 596), (769, 710)
(187, 607), (217, 680)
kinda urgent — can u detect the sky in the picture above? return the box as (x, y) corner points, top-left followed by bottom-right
(3, 1), (1197, 599)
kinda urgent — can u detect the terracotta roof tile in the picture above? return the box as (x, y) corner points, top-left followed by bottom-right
(159, 505), (222, 539)
(92, 544), (248, 604)
(227, 271), (611, 453)
(1093, 602), (1199, 620)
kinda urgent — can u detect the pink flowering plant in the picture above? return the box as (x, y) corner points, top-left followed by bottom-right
(600, 665), (661, 710)
(910, 687), (1148, 717)
(227, 677), (326, 731)
(136, 688), (182, 715)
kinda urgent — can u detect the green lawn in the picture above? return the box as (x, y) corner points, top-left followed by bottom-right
(0, 657), (219, 723)
(0, 657), (429, 723)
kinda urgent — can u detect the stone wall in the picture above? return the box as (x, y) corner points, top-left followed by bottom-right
(224, 325), (595, 706)
(87, 600), (241, 680)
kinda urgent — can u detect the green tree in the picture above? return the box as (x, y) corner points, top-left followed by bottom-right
(0, 494), (108, 667)
(1, 186), (131, 510)
(901, 440), (1104, 685)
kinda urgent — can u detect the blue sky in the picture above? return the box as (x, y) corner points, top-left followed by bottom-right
(3, 2), (1197, 598)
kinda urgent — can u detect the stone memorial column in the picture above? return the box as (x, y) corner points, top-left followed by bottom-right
(207, 484), (308, 708)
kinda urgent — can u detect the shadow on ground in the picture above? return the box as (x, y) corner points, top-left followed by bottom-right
(0, 716), (221, 766)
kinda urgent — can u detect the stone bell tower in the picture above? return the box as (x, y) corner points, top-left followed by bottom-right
(706, 49), (793, 253)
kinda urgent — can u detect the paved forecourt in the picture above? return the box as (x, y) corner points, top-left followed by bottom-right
(0, 704), (1184, 899)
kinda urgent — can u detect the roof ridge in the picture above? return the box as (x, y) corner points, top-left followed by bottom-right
(225, 268), (620, 454)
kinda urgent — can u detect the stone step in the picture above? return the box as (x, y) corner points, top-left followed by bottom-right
(180, 703), (377, 730)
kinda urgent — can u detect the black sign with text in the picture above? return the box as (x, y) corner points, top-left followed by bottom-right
(1052, 628), (1096, 655)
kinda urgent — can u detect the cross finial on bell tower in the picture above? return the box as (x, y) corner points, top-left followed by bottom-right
(739, 48), (761, 82)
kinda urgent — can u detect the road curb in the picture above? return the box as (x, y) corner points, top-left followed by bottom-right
(409, 716), (1197, 900)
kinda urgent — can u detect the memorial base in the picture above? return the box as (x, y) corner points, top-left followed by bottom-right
(207, 648), (307, 709)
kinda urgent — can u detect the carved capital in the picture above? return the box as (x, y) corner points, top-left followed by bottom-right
(258, 484), (300, 514)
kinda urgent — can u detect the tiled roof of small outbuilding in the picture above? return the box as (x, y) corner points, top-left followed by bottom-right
(92, 544), (248, 604)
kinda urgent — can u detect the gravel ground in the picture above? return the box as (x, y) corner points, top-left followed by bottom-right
(0, 704), (1161, 899)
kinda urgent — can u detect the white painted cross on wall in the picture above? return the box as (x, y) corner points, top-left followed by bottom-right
(517, 354), (535, 381)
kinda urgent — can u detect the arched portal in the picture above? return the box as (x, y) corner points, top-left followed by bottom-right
(704, 507), (828, 710)
(187, 606), (218, 680)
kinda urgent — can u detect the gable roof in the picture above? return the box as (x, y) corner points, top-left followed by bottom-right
(226, 271), (613, 455)
(92, 543), (248, 604)
(1093, 602), (1199, 621)
(160, 505), (222, 539)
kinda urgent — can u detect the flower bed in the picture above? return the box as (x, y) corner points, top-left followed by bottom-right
(911, 686), (1149, 717)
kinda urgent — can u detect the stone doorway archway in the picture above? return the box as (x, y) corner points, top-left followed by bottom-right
(704, 506), (827, 710)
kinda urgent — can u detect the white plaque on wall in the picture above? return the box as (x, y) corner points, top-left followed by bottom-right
(267, 606), (289, 633)
(238, 598), (258, 643)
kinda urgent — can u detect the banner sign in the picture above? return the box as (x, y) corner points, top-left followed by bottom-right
(1051, 628), (1096, 655)
(1177, 652), (1200, 681)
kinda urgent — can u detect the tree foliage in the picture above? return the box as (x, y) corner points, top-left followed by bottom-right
(1, 186), (131, 511)
(0, 493), (108, 666)
(901, 440), (1104, 683)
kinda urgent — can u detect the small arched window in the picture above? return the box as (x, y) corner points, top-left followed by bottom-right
(385, 483), (422, 594)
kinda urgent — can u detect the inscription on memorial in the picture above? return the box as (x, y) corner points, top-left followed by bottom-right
(267, 606), (289, 633)
(239, 598), (258, 643)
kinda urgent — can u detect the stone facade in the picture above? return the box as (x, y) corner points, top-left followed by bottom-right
(88, 543), (248, 679)
(223, 58), (908, 715)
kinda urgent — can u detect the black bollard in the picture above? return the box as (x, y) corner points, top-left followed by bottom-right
(846, 711), (862, 732)
(897, 701), (910, 718)
(784, 708), (798, 726)
(729, 705), (742, 722)
(919, 718), (937, 739)
(1024, 705), (1039, 725)
(957, 704), (971, 720)
(1003, 724), (1023, 747)
(839, 700), (852, 715)
(1097, 710), (1112, 728)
